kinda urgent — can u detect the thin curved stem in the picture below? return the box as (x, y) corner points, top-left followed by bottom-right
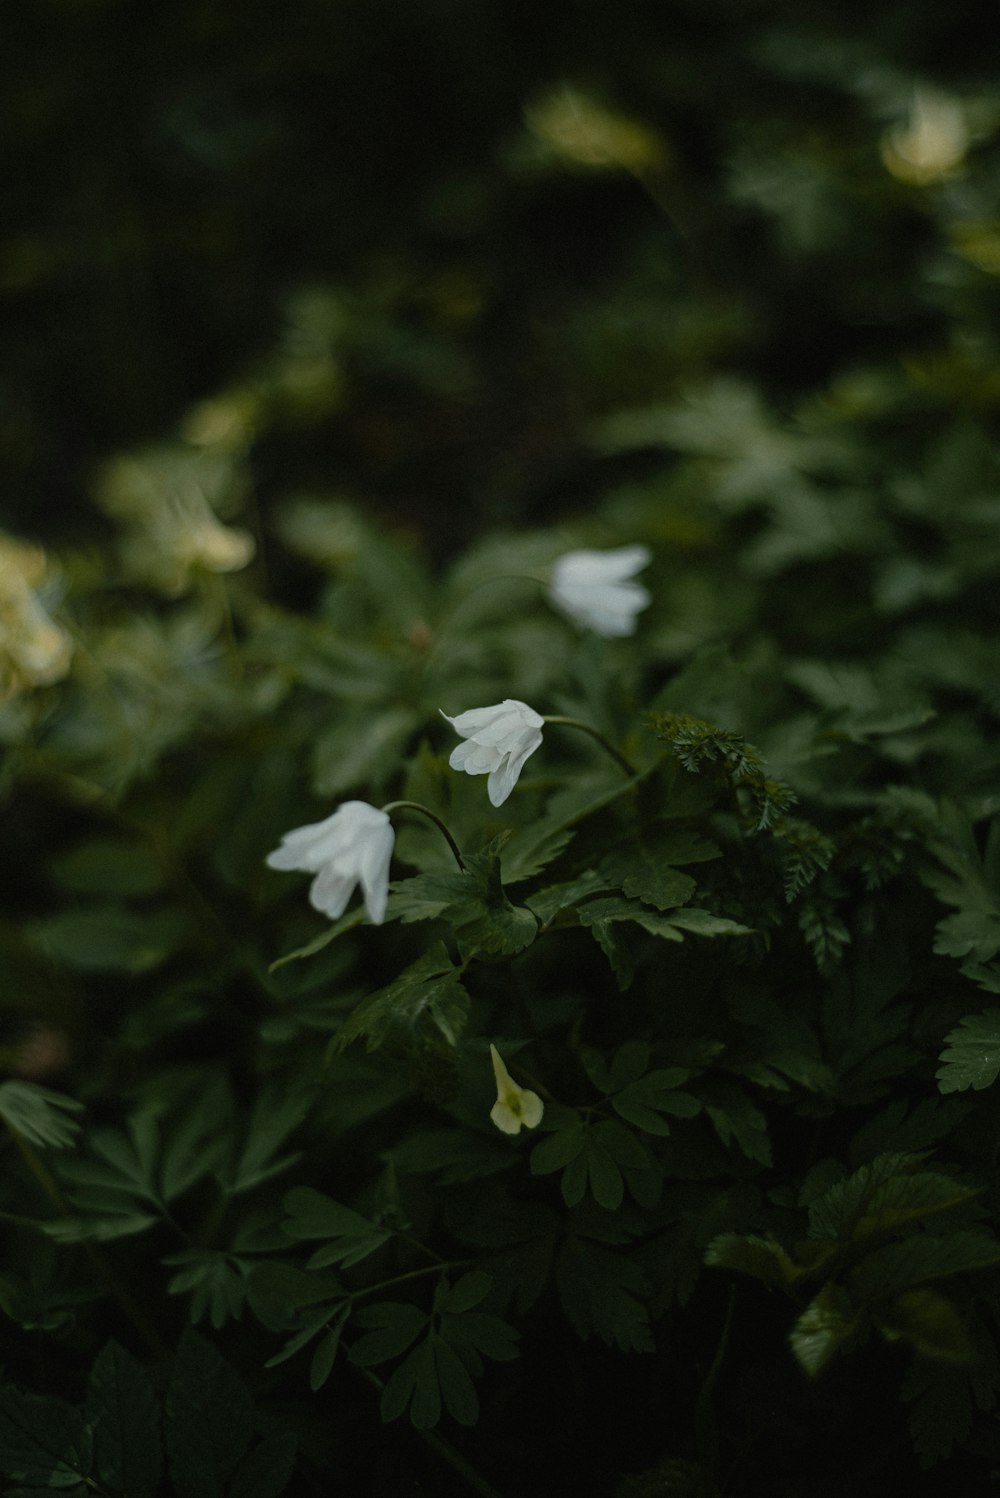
(381, 800), (466, 871)
(541, 716), (636, 777)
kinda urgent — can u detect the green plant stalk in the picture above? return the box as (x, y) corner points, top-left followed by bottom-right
(381, 799), (466, 870)
(541, 715), (637, 777)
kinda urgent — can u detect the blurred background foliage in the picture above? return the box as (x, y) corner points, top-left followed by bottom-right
(5, 4), (1000, 1494)
(5, 0), (1000, 559)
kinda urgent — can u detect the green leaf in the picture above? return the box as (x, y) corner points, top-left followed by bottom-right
(438, 1271), (493, 1315)
(600, 845), (698, 911)
(788, 1284), (860, 1377)
(309, 1327), (344, 1392)
(390, 838), (538, 956)
(282, 1187), (392, 1269)
(850, 1230), (1000, 1301)
(556, 1238), (653, 1353)
(705, 1233), (805, 1289)
(221, 1086), (309, 1197)
(349, 1302), (428, 1367)
(335, 942), (470, 1053)
(877, 1288), (972, 1361)
(267, 906), (367, 970)
(432, 1336), (479, 1425)
(50, 838), (164, 898)
(0, 1081), (83, 1150)
(379, 1336), (441, 1428)
(936, 1009), (1000, 1093)
(612, 1071), (701, 1136)
(0, 1387), (92, 1488)
(703, 1085), (772, 1166)
(226, 1428), (298, 1498)
(85, 1340), (162, 1498)
(164, 1250), (249, 1328)
(806, 1154), (978, 1244)
(164, 1329), (254, 1498)
(28, 905), (189, 973)
(529, 1119), (586, 1178)
(311, 705), (418, 798)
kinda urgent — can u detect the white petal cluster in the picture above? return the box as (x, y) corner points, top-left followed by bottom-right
(441, 699), (544, 807)
(489, 1044), (544, 1135)
(547, 544), (651, 637)
(266, 800), (394, 924)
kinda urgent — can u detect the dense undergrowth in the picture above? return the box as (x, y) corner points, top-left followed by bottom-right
(4, 4), (1000, 1495)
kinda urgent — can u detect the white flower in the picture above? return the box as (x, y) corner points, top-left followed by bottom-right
(265, 800), (394, 924)
(440, 699), (544, 807)
(489, 1044), (544, 1135)
(547, 544), (652, 636)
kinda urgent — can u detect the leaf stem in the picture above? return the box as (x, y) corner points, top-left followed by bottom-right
(541, 716), (636, 777)
(381, 800), (466, 871)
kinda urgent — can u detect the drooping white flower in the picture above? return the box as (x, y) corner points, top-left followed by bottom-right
(440, 699), (544, 807)
(547, 544), (652, 637)
(489, 1044), (544, 1135)
(265, 800), (394, 924)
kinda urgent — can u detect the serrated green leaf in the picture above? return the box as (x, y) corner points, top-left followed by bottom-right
(705, 1233), (805, 1289)
(850, 1230), (1000, 1301)
(703, 1085), (772, 1165)
(335, 942), (470, 1053)
(226, 1428), (298, 1498)
(600, 845), (698, 911)
(85, 1340), (162, 1498)
(164, 1328), (254, 1498)
(807, 1154), (977, 1243)
(789, 1284), (860, 1376)
(877, 1288), (972, 1361)
(556, 1238), (653, 1353)
(936, 1009), (1000, 1093)
(0, 1387), (92, 1487)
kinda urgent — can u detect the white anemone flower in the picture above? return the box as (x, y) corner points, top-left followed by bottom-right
(441, 699), (544, 807)
(265, 800), (394, 924)
(489, 1044), (544, 1135)
(548, 544), (652, 636)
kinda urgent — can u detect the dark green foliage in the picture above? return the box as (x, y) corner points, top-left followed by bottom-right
(6, 5), (1000, 1491)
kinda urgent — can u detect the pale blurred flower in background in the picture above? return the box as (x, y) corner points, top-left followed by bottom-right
(94, 445), (255, 596)
(881, 88), (968, 186)
(547, 545), (651, 636)
(0, 535), (73, 698)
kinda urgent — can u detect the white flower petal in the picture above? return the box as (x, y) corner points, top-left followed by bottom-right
(442, 701), (544, 805)
(266, 801), (394, 924)
(547, 545), (652, 636)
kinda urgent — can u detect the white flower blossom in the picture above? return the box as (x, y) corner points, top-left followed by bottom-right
(489, 1044), (544, 1135)
(441, 699), (544, 807)
(265, 800), (394, 924)
(547, 544), (652, 636)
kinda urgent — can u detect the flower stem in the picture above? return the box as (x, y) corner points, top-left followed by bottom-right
(380, 800), (466, 870)
(541, 716), (636, 777)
